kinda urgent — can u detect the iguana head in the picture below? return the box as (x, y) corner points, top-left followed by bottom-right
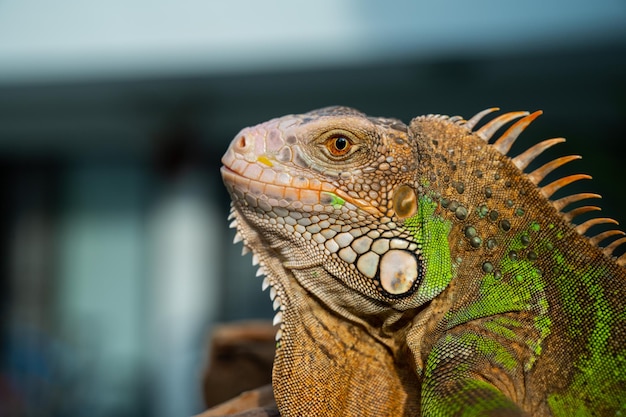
(221, 106), (447, 323)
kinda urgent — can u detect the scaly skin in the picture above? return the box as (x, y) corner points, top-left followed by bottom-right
(220, 106), (626, 416)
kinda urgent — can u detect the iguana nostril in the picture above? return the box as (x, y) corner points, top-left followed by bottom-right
(235, 135), (248, 152)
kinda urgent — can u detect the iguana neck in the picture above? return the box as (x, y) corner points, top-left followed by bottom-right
(270, 264), (422, 417)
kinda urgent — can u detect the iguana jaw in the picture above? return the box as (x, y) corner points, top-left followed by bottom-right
(225, 196), (424, 346)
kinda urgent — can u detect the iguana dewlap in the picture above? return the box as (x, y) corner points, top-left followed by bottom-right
(220, 106), (626, 417)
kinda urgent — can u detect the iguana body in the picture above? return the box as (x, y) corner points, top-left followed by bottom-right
(220, 106), (626, 416)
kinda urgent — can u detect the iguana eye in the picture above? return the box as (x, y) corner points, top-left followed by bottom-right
(332, 136), (350, 153)
(318, 130), (359, 159)
(325, 135), (352, 156)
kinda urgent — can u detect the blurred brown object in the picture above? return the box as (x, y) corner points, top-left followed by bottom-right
(202, 320), (276, 408)
(195, 384), (278, 417)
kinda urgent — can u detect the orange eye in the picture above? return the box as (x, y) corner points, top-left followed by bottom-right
(325, 135), (352, 157)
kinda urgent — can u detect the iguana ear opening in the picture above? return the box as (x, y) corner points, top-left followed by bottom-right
(392, 184), (418, 220)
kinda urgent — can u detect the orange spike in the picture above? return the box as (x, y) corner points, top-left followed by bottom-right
(512, 138), (566, 171)
(589, 230), (626, 246)
(603, 236), (626, 257)
(527, 155), (582, 185)
(552, 193), (601, 212)
(617, 253), (626, 267)
(475, 111), (529, 142)
(562, 206), (601, 222)
(540, 174), (591, 199)
(575, 217), (619, 235)
(464, 107), (500, 131)
(493, 110), (542, 155)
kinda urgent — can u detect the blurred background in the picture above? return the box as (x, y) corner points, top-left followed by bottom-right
(0, 1), (625, 416)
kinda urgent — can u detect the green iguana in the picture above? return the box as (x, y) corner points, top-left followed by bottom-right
(220, 106), (626, 416)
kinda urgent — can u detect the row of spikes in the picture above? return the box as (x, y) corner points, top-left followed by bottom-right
(459, 108), (626, 267)
(229, 208), (285, 341)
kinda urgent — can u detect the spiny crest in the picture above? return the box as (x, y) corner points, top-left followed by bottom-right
(228, 203), (285, 341)
(453, 108), (626, 267)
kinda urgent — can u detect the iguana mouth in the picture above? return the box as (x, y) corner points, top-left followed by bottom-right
(221, 163), (326, 204)
(221, 163), (382, 217)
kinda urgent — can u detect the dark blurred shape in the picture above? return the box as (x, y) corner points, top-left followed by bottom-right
(203, 321), (275, 408)
(152, 120), (204, 179)
(0, 160), (63, 417)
